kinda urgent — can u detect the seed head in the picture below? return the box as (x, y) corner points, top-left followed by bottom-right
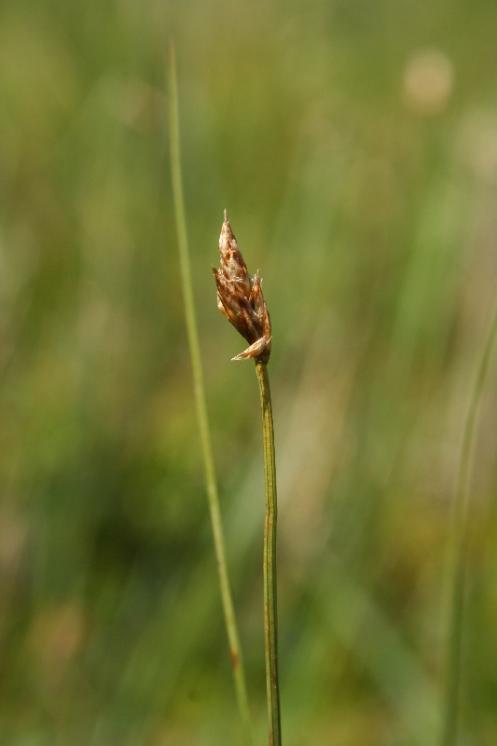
(213, 211), (272, 362)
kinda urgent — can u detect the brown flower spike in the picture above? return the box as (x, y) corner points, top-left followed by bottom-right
(213, 211), (272, 362)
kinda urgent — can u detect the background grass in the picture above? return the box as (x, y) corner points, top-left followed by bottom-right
(1, 0), (497, 744)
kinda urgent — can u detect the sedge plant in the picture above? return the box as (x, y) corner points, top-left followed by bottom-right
(213, 213), (282, 746)
(168, 47), (253, 743)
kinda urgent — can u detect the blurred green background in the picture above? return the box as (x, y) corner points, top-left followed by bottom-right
(2, 0), (497, 744)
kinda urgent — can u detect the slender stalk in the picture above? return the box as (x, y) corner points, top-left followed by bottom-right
(442, 300), (497, 746)
(168, 45), (252, 742)
(255, 361), (282, 746)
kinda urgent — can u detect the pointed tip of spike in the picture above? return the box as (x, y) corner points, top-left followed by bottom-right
(220, 210), (233, 246)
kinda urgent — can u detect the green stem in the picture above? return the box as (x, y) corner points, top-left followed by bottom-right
(255, 361), (282, 746)
(442, 301), (497, 746)
(168, 45), (252, 742)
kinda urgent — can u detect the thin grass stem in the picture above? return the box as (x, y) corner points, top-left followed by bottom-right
(255, 361), (282, 746)
(442, 299), (497, 746)
(168, 45), (252, 742)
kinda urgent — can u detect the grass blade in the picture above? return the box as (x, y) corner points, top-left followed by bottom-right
(167, 44), (252, 743)
(442, 299), (497, 746)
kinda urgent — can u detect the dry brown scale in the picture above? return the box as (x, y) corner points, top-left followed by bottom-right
(213, 210), (272, 363)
